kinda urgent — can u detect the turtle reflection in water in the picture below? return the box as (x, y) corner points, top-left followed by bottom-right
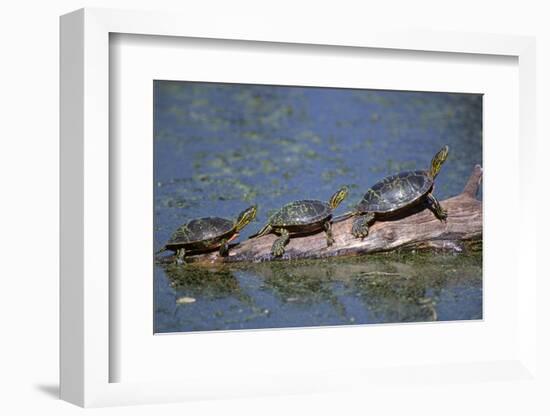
(157, 205), (257, 264)
(342, 145), (449, 239)
(250, 186), (349, 258)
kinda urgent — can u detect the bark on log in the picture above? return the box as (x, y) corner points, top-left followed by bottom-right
(177, 165), (482, 264)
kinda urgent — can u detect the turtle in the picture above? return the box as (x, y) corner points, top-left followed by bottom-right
(250, 186), (349, 258)
(157, 205), (257, 264)
(346, 145), (449, 239)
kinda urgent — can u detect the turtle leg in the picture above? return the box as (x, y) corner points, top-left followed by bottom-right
(351, 213), (375, 239)
(271, 228), (290, 257)
(175, 248), (186, 265)
(324, 221), (335, 247)
(219, 239), (229, 257)
(426, 193), (447, 222)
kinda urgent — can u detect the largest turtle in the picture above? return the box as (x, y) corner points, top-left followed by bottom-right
(347, 145), (449, 238)
(157, 205), (257, 264)
(250, 186), (349, 258)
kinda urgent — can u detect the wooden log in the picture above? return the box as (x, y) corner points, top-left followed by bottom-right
(175, 165), (483, 264)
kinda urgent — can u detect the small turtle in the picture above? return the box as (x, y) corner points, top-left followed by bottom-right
(347, 145), (449, 238)
(157, 205), (257, 264)
(250, 186), (349, 258)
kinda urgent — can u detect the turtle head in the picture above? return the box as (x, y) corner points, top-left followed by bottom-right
(429, 145), (449, 179)
(329, 186), (349, 210)
(234, 205), (257, 231)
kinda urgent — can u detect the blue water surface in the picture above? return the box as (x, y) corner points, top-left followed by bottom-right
(154, 81), (482, 333)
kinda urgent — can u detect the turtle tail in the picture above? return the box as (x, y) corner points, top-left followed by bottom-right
(155, 246), (168, 256)
(248, 224), (272, 239)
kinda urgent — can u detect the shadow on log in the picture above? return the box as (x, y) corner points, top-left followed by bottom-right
(169, 165), (483, 265)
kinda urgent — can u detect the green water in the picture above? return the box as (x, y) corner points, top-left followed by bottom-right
(154, 81), (482, 333)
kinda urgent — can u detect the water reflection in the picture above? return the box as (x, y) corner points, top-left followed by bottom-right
(155, 253), (482, 332)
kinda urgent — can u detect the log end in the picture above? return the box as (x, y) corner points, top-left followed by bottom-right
(462, 164), (483, 198)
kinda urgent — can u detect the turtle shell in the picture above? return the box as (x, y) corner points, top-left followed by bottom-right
(269, 200), (331, 227)
(356, 170), (433, 214)
(165, 217), (235, 250)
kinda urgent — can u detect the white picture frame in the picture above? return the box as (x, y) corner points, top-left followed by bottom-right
(60, 7), (538, 408)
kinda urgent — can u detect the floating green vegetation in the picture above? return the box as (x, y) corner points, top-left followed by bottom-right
(321, 165), (353, 183)
(384, 159), (417, 175)
(242, 131), (262, 142)
(160, 197), (195, 209)
(260, 105), (294, 128)
(260, 159), (278, 174)
(166, 264), (241, 298)
(295, 130), (323, 144)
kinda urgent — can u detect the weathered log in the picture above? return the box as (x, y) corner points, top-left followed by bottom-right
(179, 165), (483, 264)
